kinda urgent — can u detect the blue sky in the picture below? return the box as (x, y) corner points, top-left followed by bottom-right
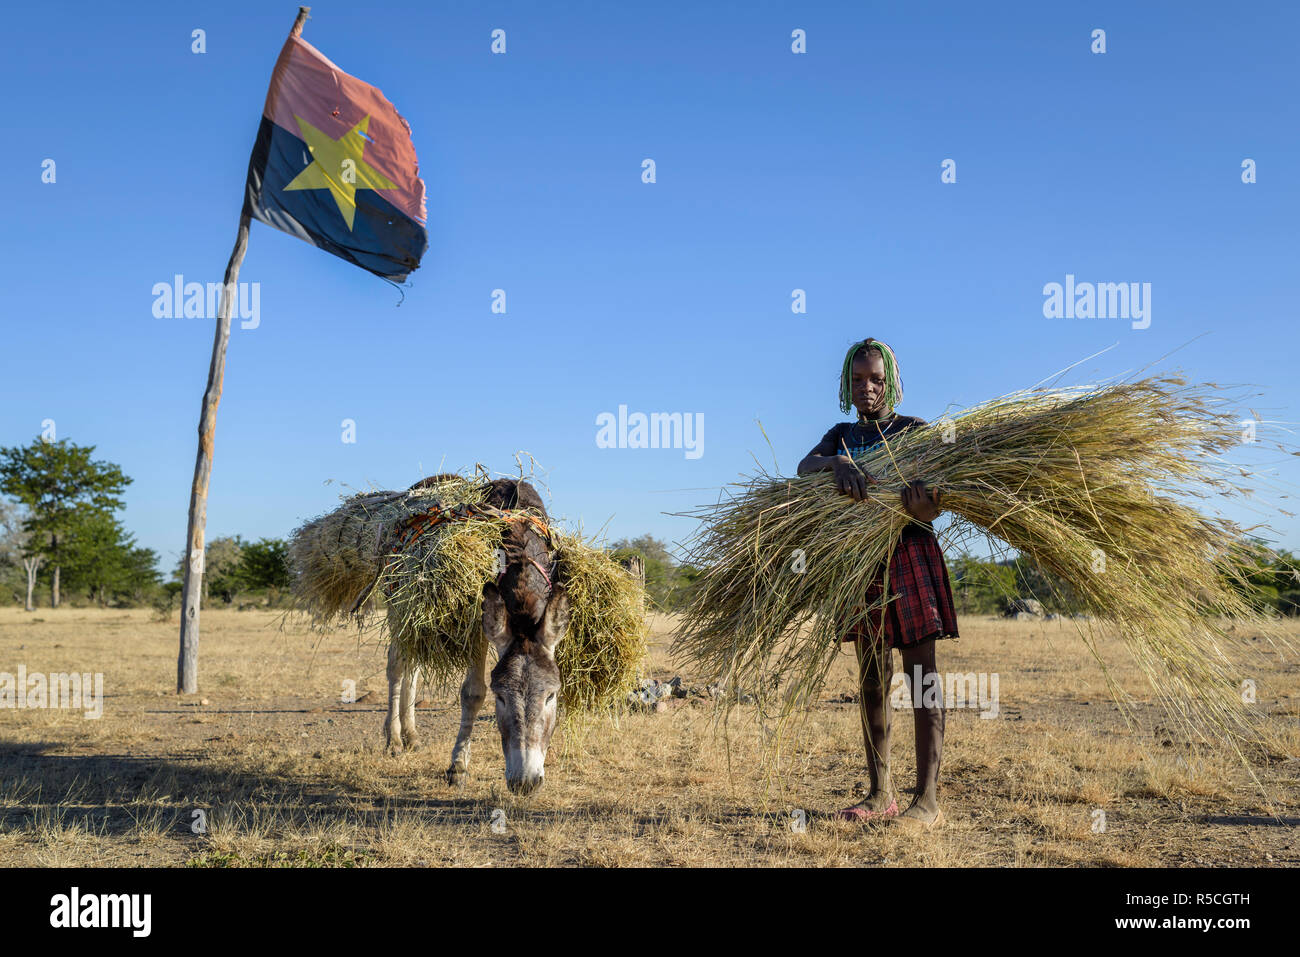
(4, 0), (1298, 570)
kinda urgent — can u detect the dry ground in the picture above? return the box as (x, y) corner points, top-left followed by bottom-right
(0, 606), (1297, 867)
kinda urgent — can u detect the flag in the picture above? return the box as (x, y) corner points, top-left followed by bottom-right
(243, 35), (428, 281)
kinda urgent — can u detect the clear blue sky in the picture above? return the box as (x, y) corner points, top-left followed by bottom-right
(4, 1), (1298, 571)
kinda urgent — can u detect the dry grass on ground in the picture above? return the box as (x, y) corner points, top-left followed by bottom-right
(0, 606), (1297, 867)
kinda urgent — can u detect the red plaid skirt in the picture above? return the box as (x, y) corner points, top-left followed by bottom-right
(842, 524), (959, 649)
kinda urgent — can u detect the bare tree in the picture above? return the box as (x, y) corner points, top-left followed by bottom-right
(21, 554), (43, 612)
(0, 501), (41, 611)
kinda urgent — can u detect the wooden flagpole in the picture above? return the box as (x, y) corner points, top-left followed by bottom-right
(177, 6), (311, 694)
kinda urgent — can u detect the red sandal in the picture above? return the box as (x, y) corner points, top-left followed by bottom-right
(835, 797), (899, 822)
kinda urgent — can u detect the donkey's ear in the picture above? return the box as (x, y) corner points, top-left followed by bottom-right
(482, 583), (511, 656)
(537, 585), (570, 653)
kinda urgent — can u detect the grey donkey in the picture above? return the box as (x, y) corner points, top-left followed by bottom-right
(383, 476), (568, 795)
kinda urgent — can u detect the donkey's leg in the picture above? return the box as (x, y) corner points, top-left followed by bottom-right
(400, 665), (421, 750)
(384, 640), (406, 755)
(446, 641), (489, 785)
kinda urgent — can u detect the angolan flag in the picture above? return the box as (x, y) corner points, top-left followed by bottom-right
(242, 34), (428, 281)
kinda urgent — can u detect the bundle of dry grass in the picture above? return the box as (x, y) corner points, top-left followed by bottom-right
(288, 474), (486, 623)
(551, 529), (649, 713)
(674, 375), (1291, 753)
(380, 515), (504, 691)
(290, 475), (648, 713)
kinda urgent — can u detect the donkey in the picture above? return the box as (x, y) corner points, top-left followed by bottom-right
(383, 476), (568, 796)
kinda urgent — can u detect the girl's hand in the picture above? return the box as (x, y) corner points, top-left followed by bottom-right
(902, 480), (942, 522)
(832, 455), (876, 501)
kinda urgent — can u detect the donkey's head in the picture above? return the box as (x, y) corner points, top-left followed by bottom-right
(477, 478), (566, 795)
(482, 581), (568, 794)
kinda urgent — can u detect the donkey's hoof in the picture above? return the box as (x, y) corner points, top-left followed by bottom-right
(401, 733), (422, 751)
(445, 767), (466, 787)
(386, 739), (404, 757)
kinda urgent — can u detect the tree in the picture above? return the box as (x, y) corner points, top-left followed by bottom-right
(115, 543), (163, 604)
(1008, 557), (1082, 612)
(238, 538), (291, 592)
(946, 552), (1090, 616)
(0, 438), (130, 608)
(60, 510), (161, 606)
(672, 562), (705, 609)
(0, 501), (42, 611)
(174, 536), (246, 604)
(0, 501), (18, 566)
(1230, 542), (1300, 616)
(610, 535), (698, 610)
(947, 554), (1017, 615)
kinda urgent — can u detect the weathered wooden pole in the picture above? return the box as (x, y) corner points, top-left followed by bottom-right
(177, 7), (311, 694)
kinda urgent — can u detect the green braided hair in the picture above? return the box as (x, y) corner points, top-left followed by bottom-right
(838, 337), (904, 415)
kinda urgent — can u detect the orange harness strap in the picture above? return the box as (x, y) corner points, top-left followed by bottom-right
(390, 502), (551, 554)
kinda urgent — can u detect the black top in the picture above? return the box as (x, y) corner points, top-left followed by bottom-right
(807, 414), (927, 459)
(807, 415), (933, 533)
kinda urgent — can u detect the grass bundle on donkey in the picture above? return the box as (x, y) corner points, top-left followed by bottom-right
(291, 472), (648, 716)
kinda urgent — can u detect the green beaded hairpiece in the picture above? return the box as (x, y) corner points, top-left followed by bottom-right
(838, 338), (903, 415)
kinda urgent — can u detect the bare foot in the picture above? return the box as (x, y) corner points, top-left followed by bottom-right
(855, 791), (896, 814)
(894, 798), (944, 829)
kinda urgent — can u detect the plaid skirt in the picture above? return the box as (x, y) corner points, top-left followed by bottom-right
(842, 524), (959, 649)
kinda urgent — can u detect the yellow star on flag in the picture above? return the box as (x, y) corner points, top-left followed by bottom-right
(284, 114), (397, 230)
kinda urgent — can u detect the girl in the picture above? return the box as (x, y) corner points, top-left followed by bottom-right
(796, 337), (959, 830)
